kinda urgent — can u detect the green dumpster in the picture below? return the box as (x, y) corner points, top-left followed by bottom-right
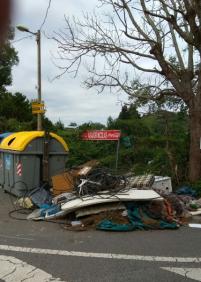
(0, 131), (68, 197)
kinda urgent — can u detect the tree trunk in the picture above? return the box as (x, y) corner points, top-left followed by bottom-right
(189, 105), (201, 182)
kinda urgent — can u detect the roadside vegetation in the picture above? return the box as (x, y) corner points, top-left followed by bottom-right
(0, 15), (196, 187)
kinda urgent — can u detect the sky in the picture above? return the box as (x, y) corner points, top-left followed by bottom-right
(8, 0), (127, 126)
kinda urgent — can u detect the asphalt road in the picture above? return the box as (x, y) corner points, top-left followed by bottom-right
(0, 189), (201, 282)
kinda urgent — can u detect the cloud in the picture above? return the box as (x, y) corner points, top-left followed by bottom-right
(8, 0), (127, 126)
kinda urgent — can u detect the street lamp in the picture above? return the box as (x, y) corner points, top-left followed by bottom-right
(17, 25), (42, 131)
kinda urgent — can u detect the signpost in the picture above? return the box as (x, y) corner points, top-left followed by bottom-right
(81, 130), (121, 141)
(81, 130), (121, 171)
(31, 100), (46, 115)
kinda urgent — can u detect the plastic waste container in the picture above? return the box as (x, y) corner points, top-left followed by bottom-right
(0, 131), (68, 196)
(0, 132), (12, 143)
(0, 133), (12, 189)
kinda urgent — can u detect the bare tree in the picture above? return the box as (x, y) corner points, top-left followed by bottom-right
(53, 0), (201, 182)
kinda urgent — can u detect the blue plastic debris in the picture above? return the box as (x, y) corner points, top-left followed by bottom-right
(176, 186), (197, 197)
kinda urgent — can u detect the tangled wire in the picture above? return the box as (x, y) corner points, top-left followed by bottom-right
(75, 168), (127, 197)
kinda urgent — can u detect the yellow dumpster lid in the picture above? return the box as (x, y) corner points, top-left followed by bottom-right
(0, 131), (69, 152)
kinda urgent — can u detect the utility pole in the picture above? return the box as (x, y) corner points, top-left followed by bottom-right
(36, 30), (42, 131)
(17, 26), (43, 131)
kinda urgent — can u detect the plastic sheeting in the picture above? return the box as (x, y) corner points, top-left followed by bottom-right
(96, 202), (178, 231)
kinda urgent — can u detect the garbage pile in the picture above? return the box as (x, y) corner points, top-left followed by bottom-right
(14, 161), (201, 231)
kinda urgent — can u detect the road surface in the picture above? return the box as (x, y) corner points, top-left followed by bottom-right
(0, 189), (200, 281)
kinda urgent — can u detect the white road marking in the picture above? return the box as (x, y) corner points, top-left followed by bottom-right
(161, 267), (201, 281)
(0, 234), (34, 241)
(0, 244), (201, 263)
(0, 255), (66, 282)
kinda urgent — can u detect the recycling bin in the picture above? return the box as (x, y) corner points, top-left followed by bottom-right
(0, 131), (68, 196)
(0, 133), (12, 189)
(0, 132), (12, 144)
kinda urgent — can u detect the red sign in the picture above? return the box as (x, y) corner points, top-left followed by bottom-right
(81, 130), (121, 141)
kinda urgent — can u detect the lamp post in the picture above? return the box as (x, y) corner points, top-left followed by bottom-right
(17, 25), (42, 131)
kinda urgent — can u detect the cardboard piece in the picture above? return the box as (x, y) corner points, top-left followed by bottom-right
(52, 172), (74, 196)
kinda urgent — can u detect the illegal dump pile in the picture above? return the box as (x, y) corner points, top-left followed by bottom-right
(12, 161), (201, 231)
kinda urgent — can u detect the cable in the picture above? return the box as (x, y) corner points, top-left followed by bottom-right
(7, 180), (36, 220)
(8, 180), (29, 209)
(39, 0), (52, 31)
(8, 209), (31, 221)
(12, 1), (52, 46)
(73, 167), (129, 200)
(12, 35), (33, 44)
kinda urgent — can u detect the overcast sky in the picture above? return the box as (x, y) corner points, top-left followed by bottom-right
(8, 0), (127, 126)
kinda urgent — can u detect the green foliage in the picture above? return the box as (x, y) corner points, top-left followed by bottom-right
(0, 27), (189, 185)
(191, 181), (201, 197)
(55, 104), (189, 186)
(68, 122), (77, 127)
(139, 110), (189, 183)
(0, 26), (36, 132)
(0, 90), (56, 132)
(54, 119), (65, 130)
(0, 91), (32, 122)
(57, 123), (114, 168)
(0, 28), (18, 90)
(79, 122), (106, 130)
